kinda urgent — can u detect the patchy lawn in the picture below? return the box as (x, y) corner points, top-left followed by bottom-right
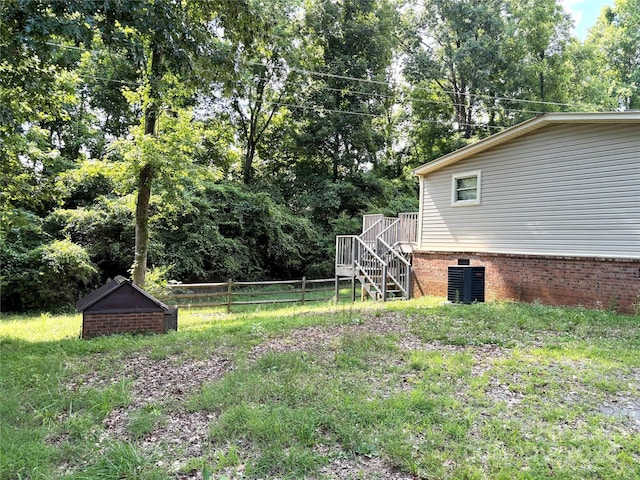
(1, 299), (639, 479)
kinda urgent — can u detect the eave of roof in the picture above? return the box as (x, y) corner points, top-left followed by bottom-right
(412, 111), (640, 176)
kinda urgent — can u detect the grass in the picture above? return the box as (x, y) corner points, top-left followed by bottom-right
(1, 298), (639, 479)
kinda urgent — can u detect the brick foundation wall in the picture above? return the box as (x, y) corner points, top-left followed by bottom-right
(412, 251), (640, 314)
(82, 311), (166, 339)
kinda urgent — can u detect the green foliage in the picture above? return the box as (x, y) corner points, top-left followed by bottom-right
(502, 0), (575, 111)
(55, 159), (124, 209)
(41, 238), (96, 285)
(586, 0), (640, 109)
(0, 124), (67, 216)
(142, 267), (172, 299)
(297, 0), (399, 178)
(112, 109), (213, 197)
(405, 0), (510, 138)
(44, 196), (135, 280)
(152, 181), (327, 281)
(1, 210), (97, 311)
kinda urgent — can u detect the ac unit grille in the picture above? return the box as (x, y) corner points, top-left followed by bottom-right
(447, 266), (485, 304)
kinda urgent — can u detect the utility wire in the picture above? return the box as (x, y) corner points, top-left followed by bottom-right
(258, 99), (508, 130)
(258, 61), (606, 111)
(44, 41), (605, 112)
(273, 78), (551, 116)
(224, 71), (563, 118)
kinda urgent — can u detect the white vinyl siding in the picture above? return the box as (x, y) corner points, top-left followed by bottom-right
(419, 123), (640, 259)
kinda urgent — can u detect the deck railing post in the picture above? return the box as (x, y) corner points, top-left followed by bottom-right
(381, 265), (388, 302)
(352, 235), (356, 267)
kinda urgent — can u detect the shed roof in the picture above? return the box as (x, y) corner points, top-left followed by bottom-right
(413, 111), (640, 176)
(76, 275), (170, 312)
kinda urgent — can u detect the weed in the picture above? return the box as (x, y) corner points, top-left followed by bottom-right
(127, 404), (165, 439)
(68, 441), (167, 479)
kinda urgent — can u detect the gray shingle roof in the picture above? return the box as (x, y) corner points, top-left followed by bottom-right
(76, 275), (170, 312)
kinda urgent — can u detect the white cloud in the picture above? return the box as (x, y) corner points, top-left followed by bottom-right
(560, 0), (585, 28)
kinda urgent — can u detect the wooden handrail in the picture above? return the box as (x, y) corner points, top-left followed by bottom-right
(353, 235), (388, 300)
(376, 236), (411, 298)
(336, 235), (356, 267)
(335, 212), (418, 302)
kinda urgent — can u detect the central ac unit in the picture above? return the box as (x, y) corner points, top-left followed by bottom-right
(447, 266), (485, 304)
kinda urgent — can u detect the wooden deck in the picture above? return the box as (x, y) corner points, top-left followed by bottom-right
(335, 213), (418, 302)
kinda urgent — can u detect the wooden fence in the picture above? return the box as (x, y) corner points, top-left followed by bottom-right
(159, 277), (357, 312)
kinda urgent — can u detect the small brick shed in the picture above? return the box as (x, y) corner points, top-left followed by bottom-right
(77, 276), (177, 339)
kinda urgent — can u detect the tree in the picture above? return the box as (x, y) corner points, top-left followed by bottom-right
(489, 0), (587, 126)
(298, 0), (399, 179)
(212, 0), (305, 184)
(1, 1), (96, 216)
(404, 0), (508, 138)
(504, 0), (573, 103)
(586, 0), (640, 109)
(84, 0), (251, 286)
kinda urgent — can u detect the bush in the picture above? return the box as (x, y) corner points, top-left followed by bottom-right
(151, 182), (328, 282)
(44, 196), (135, 280)
(1, 219), (98, 312)
(37, 239), (97, 307)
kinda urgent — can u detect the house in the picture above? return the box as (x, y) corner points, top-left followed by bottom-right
(77, 275), (178, 338)
(411, 111), (640, 314)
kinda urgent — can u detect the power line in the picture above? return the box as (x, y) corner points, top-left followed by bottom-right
(224, 70), (559, 119)
(81, 74), (142, 87)
(254, 99), (508, 130)
(286, 79), (551, 116)
(267, 101), (380, 119)
(44, 41), (604, 112)
(256, 61), (605, 111)
(42, 40), (608, 125)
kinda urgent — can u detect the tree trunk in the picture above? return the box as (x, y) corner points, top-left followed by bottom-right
(538, 51), (546, 102)
(132, 45), (162, 286)
(133, 163), (153, 286)
(332, 130), (340, 181)
(243, 141), (256, 184)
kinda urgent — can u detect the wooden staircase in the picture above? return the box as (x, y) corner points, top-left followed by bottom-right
(335, 213), (418, 302)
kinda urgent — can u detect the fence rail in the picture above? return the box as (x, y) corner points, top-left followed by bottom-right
(158, 277), (355, 312)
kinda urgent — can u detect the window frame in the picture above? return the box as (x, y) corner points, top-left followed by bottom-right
(451, 170), (482, 206)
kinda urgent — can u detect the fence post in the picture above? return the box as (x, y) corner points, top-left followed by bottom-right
(351, 275), (356, 302)
(301, 276), (306, 304)
(227, 278), (232, 313)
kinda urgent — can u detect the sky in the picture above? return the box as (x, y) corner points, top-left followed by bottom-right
(560, 0), (615, 40)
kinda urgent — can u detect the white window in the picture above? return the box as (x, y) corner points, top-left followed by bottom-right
(452, 171), (481, 206)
